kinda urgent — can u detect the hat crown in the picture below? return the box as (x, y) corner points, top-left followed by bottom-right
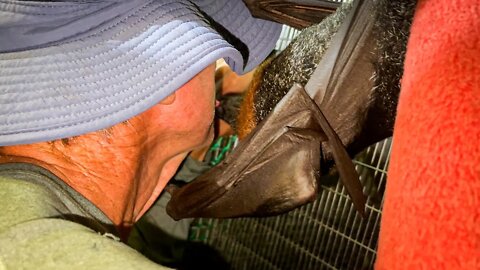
(0, 1), (145, 52)
(0, 0), (281, 145)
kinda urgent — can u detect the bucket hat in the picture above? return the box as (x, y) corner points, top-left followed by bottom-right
(0, 0), (281, 145)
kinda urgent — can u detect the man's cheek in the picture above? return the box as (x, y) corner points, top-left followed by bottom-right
(203, 123), (215, 145)
(192, 119), (215, 151)
(190, 99), (215, 138)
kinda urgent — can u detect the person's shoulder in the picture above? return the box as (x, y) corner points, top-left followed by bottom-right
(0, 175), (61, 232)
(0, 175), (171, 269)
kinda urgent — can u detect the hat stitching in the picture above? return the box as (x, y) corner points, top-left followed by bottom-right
(0, 3), (189, 68)
(0, 18), (208, 87)
(0, 1), (141, 53)
(0, 0), (83, 9)
(1, 39), (228, 127)
(224, 21), (276, 73)
(196, 0), (216, 8)
(0, 0), (255, 76)
(211, 1), (258, 40)
(0, 32), (224, 109)
(211, 0), (255, 41)
(215, 0), (247, 32)
(245, 21), (280, 70)
(254, 23), (278, 52)
(192, 6), (248, 68)
(200, 0), (254, 49)
(0, 3), (94, 16)
(0, 35), (224, 109)
(0, 0), (279, 142)
(60, 0), (185, 47)
(1, 44), (226, 133)
(0, 1), (167, 55)
(230, 5), (259, 55)
(0, 23), (219, 100)
(0, 1), (162, 62)
(220, 2), (280, 72)
(0, 4), (191, 74)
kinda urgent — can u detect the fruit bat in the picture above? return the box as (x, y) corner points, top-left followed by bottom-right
(167, 82), (363, 219)
(166, 0), (416, 220)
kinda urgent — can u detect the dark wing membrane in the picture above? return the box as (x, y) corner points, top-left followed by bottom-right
(242, 0), (341, 29)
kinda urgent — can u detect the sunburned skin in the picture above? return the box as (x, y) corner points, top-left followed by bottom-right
(0, 63), (217, 238)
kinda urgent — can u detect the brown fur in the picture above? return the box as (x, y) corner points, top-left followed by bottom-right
(236, 55), (275, 139)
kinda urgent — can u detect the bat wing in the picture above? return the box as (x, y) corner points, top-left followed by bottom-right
(242, 0), (340, 29)
(167, 84), (365, 220)
(307, 0), (398, 156)
(167, 1), (372, 220)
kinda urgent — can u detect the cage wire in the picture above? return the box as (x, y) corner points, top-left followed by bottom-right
(189, 9), (391, 269)
(189, 138), (391, 270)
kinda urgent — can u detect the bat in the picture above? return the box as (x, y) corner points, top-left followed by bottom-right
(166, 0), (415, 219)
(167, 82), (364, 219)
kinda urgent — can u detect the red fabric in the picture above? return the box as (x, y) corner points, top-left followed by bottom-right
(376, 0), (480, 269)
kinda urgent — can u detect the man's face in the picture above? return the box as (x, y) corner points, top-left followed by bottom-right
(140, 64), (217, 147)
(130, 63), (217, 219)
(0, 63), (218, 226)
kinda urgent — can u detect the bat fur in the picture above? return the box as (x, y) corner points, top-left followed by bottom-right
(167, 0), (417, 219)
(239, 0), (416, 174)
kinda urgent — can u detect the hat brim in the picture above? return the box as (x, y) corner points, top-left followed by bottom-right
(0, 0), (281, 145)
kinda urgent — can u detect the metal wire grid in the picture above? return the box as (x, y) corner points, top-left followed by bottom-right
(190, 9), (388, 268)
(275, 25), (301, 51)
(189, 138), (392, 269)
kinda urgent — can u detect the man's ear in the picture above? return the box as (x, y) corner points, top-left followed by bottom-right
(160, 92), (176, 105)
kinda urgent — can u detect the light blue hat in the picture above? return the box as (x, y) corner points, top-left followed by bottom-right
(0, 0), (281, 146)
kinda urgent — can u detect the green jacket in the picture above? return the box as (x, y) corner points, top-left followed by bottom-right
(0, 163), (170, 270)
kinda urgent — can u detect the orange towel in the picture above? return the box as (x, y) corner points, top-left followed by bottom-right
(376, 0), (480, 269)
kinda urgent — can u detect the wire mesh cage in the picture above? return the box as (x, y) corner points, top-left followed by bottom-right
(275, 25), (301, 52)
(189, 138), (391, 270)
(188, 13), (394, 267)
